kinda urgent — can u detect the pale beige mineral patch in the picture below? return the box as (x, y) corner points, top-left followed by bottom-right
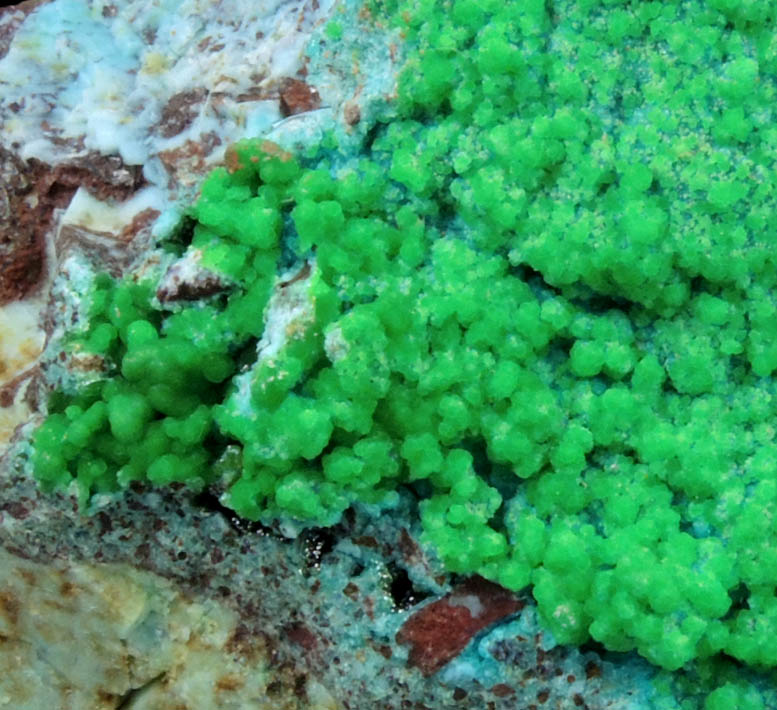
(0, 299), (45, 453)
(0, 548), (339, 710)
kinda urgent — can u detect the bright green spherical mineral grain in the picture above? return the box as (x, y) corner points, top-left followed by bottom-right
(705, 684), (765, 710)
(107, 393), (152, 443)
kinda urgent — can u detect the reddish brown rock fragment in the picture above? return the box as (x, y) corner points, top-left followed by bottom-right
(371, 642), (392, 659)
(491, 683), (515, 697)
(158, 88), (208, 138)
(395, 576), (523, 676)
(0, 244), (43, 304)
(1, 148), (145, 304)
(119, 207), (160, 242)
(0, 148), (43, 303)
(398, 528), (423, 565)
(0, 500), (28, 520)
(284, 622), (318, 652)
(158, 132), (222, 187)
(279, 78), (321, 117)
(585, 660), (601, 679)
(35, 152), (145, 203)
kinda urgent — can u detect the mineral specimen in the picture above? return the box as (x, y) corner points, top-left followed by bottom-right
(14, 0), (777, 707)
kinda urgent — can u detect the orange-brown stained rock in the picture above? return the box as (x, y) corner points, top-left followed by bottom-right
(225, 139), (297, 178)
(158, 132), (223, 188)
(260, 139), (294, 162)
(395, 576), (523, 676)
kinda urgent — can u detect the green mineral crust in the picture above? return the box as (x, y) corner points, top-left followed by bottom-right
(29, 0), (777, 703)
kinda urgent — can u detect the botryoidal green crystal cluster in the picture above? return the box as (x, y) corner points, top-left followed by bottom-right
(28, 0), (777, 703)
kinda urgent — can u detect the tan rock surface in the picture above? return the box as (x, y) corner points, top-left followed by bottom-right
(0, 547), (338, 709)
(0, 300), (45, 457)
